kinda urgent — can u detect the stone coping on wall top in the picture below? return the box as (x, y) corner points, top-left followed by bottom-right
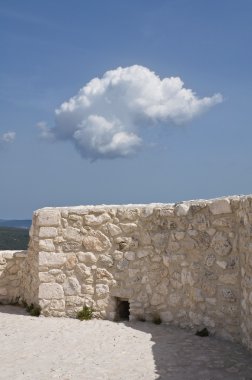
(0, 250), (27, 258)
(33, 194), (251, 214)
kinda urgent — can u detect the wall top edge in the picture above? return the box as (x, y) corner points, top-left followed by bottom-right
(34, 194), (252, 214)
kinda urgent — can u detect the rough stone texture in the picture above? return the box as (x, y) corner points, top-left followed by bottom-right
(0, 250), (27, 304)
(1, 195), (252, 352)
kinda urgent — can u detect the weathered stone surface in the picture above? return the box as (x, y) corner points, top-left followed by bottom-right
(37, 209), (61, 226)
(209, 198), (232, 215)
(84, 213), (111, 226)
(96, 284), (109, 298)
(39, 283), (64, 299)
(107, 223), (122, 236)
(77, 252), (97, 264)
(39, 252), (66, 267)
(211, 232), (232, 256)
(39, 227), (58, 238)
(63, 227), (82, 242)
(82, 231), (111, 252)
(2, 195), (252, 353)
(63, 277), (81, 296)
(175, 203), (190, 216)
(39, 239), (55, 252)
(124, 251), (135, 261)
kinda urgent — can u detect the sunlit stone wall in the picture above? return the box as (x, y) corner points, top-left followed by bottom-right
(1, 195), (252, 351)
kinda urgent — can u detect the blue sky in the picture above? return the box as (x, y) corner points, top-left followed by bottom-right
(0, 0), (252, 219)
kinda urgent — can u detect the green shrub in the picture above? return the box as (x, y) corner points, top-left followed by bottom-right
(77, 306), (93, 321)
(22, 301), (41, 317)
(153, 315), (162, 325)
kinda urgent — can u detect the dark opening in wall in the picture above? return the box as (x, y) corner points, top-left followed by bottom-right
(116, 299), (130, 321)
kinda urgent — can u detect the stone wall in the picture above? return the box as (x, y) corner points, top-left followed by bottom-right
(0, 250), (27, 304)
(237, 197), (252, 350)
(1, 195), (252, 351)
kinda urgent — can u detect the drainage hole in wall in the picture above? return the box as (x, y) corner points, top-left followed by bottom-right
(116, 299), (130, 321)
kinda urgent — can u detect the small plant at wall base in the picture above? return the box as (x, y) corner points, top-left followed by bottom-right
(77, 306), (93, 321)
(153, 315), (162, 325)
(22, 301), (41, 317)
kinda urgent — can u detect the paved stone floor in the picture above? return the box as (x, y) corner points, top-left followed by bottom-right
(0, 305), (252, 379)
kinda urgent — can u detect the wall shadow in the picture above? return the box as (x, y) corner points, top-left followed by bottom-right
(0, 304), (29, 316)
(122, 320), (252, 380)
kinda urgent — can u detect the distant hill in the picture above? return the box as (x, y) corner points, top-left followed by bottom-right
(0, 227), (29, 250)
(0, 219), (32, 229)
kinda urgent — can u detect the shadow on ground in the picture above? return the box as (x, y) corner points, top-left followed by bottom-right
(123, 320), (252, 380)
(1, 305), (252, 380)
(0, 304), (29, 315)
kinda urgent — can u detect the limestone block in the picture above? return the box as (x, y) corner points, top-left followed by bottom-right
(37, 210), (61, 226)
(63, 277), (81, 296)
(211, 232), (232, 256)
(159, 207), (174, 217)
(82, 231), (111, 252)
(96, 268), (113, 281)
(116, 236), (138, 251)
(193, 231), (211, 250)
(82, 285), (94, 295)
(189, 311), (202, 325)
(107, 223), (122, 236)
(170, 272), (182, 289)
(137, 249), (151, 259)
(192, 288), (204, 302)
(98, 255), (113, 267)
(111, 250), (123, 260)
(62, 227), (82, 242)
(249, 292), (252, 304)
(64, 253), (78, 270)
(49, 269), (63, 275)
(0, 257), (6, 265)
(140, 207), (154, 218)
(39, 227), (58, 238)
(151, 233), (168, 249)
(0, 288), (7, 296)
(117, 208), (139, 221)
(216, 260), (228, 269)
(175, 203), (190, 216)
(117, 258), (128, 271)
(96, 284), (109, 298)
(219, 273), (237, 285)
(84, 213), (111, 226)
(75, 264), (92, 279)
(120, 223), (138, 233)
(39, 283), (64, 299)
(169, 293), (181, 306)
(124, 251), (135, 261)
(48, 299), (65, 311)
(56, 273), (66, 283)
(62, 241), (82, 252)
(65, 296), (84, 306)
(159, 311), (173, 322)
(221, 288), (236, 302)
(181, 269), (194, 286)
(39, 252), (66, 267)
(77, 252), (97, 264)
(205, 254), (216, 267)
(175, 231), (185, 241)
(39, 272), (55, 283)
(150, 293), (163, 306)
(39, 239), (55, 252)
(209, 199), (232, 215)
(2, 251), (15, 260)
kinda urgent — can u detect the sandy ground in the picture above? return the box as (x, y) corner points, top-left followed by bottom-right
(0, 305), (252, 380)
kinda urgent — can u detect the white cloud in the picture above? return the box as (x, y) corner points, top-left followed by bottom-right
(0, 131), (16, 144)
(37, 121), (54, 141)
(42, 65), (222, 160)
